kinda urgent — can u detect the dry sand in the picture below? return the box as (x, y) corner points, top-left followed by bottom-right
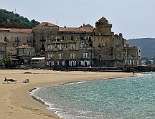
(0, 70), (135, 119)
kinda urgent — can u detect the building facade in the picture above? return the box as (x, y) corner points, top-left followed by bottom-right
(0, 28), (33, 61)
(124, 46), (141, 66)
(16, 45), (35, 64)
(0, 17), (140, 68)
(33, 17), (141, 68)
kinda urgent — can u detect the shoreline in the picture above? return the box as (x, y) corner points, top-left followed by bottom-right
(0, 70), (138, 119)
(29, 77), (134, 119)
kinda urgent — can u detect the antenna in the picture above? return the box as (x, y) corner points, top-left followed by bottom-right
(14, 8), (17, 14)
(56, 19), (58, 25)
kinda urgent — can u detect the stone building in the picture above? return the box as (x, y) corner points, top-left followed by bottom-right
(16, 45), (35, 64)
(0, 28), (33, 63)
(0, 41), (6, 66)
(0, 17), (141, 68)
(124, 45), (141, 66)
(32, 22), (58, 56)
(33, 17), (140, 68)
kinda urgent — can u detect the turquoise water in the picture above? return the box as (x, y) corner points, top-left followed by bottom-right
(32, 73), (155, 119)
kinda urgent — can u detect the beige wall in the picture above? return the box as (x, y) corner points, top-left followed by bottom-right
(124, 47), (141, 66)
(34, 18), (140, 67)
(0, 31), (33, 57)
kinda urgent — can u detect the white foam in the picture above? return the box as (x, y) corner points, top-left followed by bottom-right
(30, 88), (68, 119)
(64, 81), (87, 86)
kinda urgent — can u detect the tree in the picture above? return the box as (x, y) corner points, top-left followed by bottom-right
(0, 9), (40, 28)
(2, 56), (11, 68)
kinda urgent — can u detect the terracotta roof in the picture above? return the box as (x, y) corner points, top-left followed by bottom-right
(0, 28), (32, 33)
(59, 25), (94, 33)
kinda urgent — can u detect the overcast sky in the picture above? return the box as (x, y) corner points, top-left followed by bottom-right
(0, 0), (155, 39)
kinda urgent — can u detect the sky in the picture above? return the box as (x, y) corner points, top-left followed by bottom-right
(0, 0), (155, 39)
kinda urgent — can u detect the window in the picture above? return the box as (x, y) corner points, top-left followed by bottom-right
(58, 53), (63, 59)
(70, 53), (76, 59)
(71, 36), (74, 40)
(80, 41), (85, 48)
(57, 61), (60, 65)
(80, 36), (84, 40)
(83, 52), (88, 58)
(27, 38), (31, 43)
(64, 44), (67, 49)
(89, 37), (91, 40)
(98, 44), (101, 48)
(48, 53), (53, 58)
(70, 44), (76, 50)
(4, 37), (8, 42)
(69, 61), (76, 67)
(62, 36), (65, 40)
(48, 45), (53, 50)
(62, 61), (65, 66)
(58, 44), (62, 50)
(102, 43), (105, 47)
(55, 44), (57, 48)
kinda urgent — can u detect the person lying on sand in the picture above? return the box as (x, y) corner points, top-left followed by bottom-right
(4, 77), (16, 83)
(22, 79), (29, 83)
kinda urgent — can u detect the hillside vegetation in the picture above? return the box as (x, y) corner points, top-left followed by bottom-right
(0, 9), (40, 28)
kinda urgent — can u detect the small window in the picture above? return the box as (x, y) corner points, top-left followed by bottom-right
(58, 44), (62, 50)
(70, 44), (76, 50)
(80, 41), (85, 48)
(88, 37), (91, 41)
(4, 37), (8, 42)
(58, 53), (63, 59)
(64, 44), (67, 48)
(83, 52), (88, 58)
(70, 53), (76, 59)
(80, 36), (84, 40)
(98, 44), (101, 48)
(71, 36), (74, 40)
(62, 36), (65, 40)
(48, 53), (53, 58)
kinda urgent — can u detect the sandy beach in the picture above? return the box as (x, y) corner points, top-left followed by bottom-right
(0, 70), (135, 119)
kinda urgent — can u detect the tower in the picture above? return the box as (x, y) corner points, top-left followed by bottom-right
(95, 17), (112, 35)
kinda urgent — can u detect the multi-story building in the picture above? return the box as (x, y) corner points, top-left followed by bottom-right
(16, 44), (35, 64)
(33, 17), (141, 68)
(32, 22), (58, 56)
(124, 45), (141, 66)
(0, 28), (33, 61)
(0, 17), (140, 68)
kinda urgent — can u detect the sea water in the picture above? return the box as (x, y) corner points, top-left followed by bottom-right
(31, 73), (155, 119)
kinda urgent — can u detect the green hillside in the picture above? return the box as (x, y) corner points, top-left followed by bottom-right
(0, 9), (40, 28)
